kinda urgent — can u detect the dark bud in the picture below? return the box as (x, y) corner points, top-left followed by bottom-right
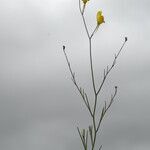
(115, 86), (118, 89)
(63, 45), (65, 50)
(125, 37), (128, 42)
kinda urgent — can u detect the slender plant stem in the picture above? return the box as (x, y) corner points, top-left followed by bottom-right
(79, 0), (90, 38)
(63, 47), (93, 117)
(97, 40), (127, 95)
(89, 38), (97, 95)
(63, 1), (127, 150)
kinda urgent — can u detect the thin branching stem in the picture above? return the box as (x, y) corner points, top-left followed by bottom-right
(63, 1), (127, 150)
(96, 87), (118, 132)
(79, 0), (90, 38)
(77, 127), (87, 150)
(79, 2), (100, 150)
(97, 40), (127, 95)
(79, 0), (97, 95)
(63, 48), (93, 117)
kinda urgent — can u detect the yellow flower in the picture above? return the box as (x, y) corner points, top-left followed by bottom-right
(97, 11), (105, 25)
(82, 0), (89, 5)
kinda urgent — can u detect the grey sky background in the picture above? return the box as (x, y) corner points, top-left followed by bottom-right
(0, 0), (150, 150)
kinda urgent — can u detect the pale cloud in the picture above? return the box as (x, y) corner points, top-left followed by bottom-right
(0, 0), (149, 150)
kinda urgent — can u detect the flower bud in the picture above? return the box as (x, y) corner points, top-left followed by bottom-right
(82, 0), (89, 5)
(97, 11), (105, 26)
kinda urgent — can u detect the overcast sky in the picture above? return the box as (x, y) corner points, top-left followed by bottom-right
(0, 0), (150, 150)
